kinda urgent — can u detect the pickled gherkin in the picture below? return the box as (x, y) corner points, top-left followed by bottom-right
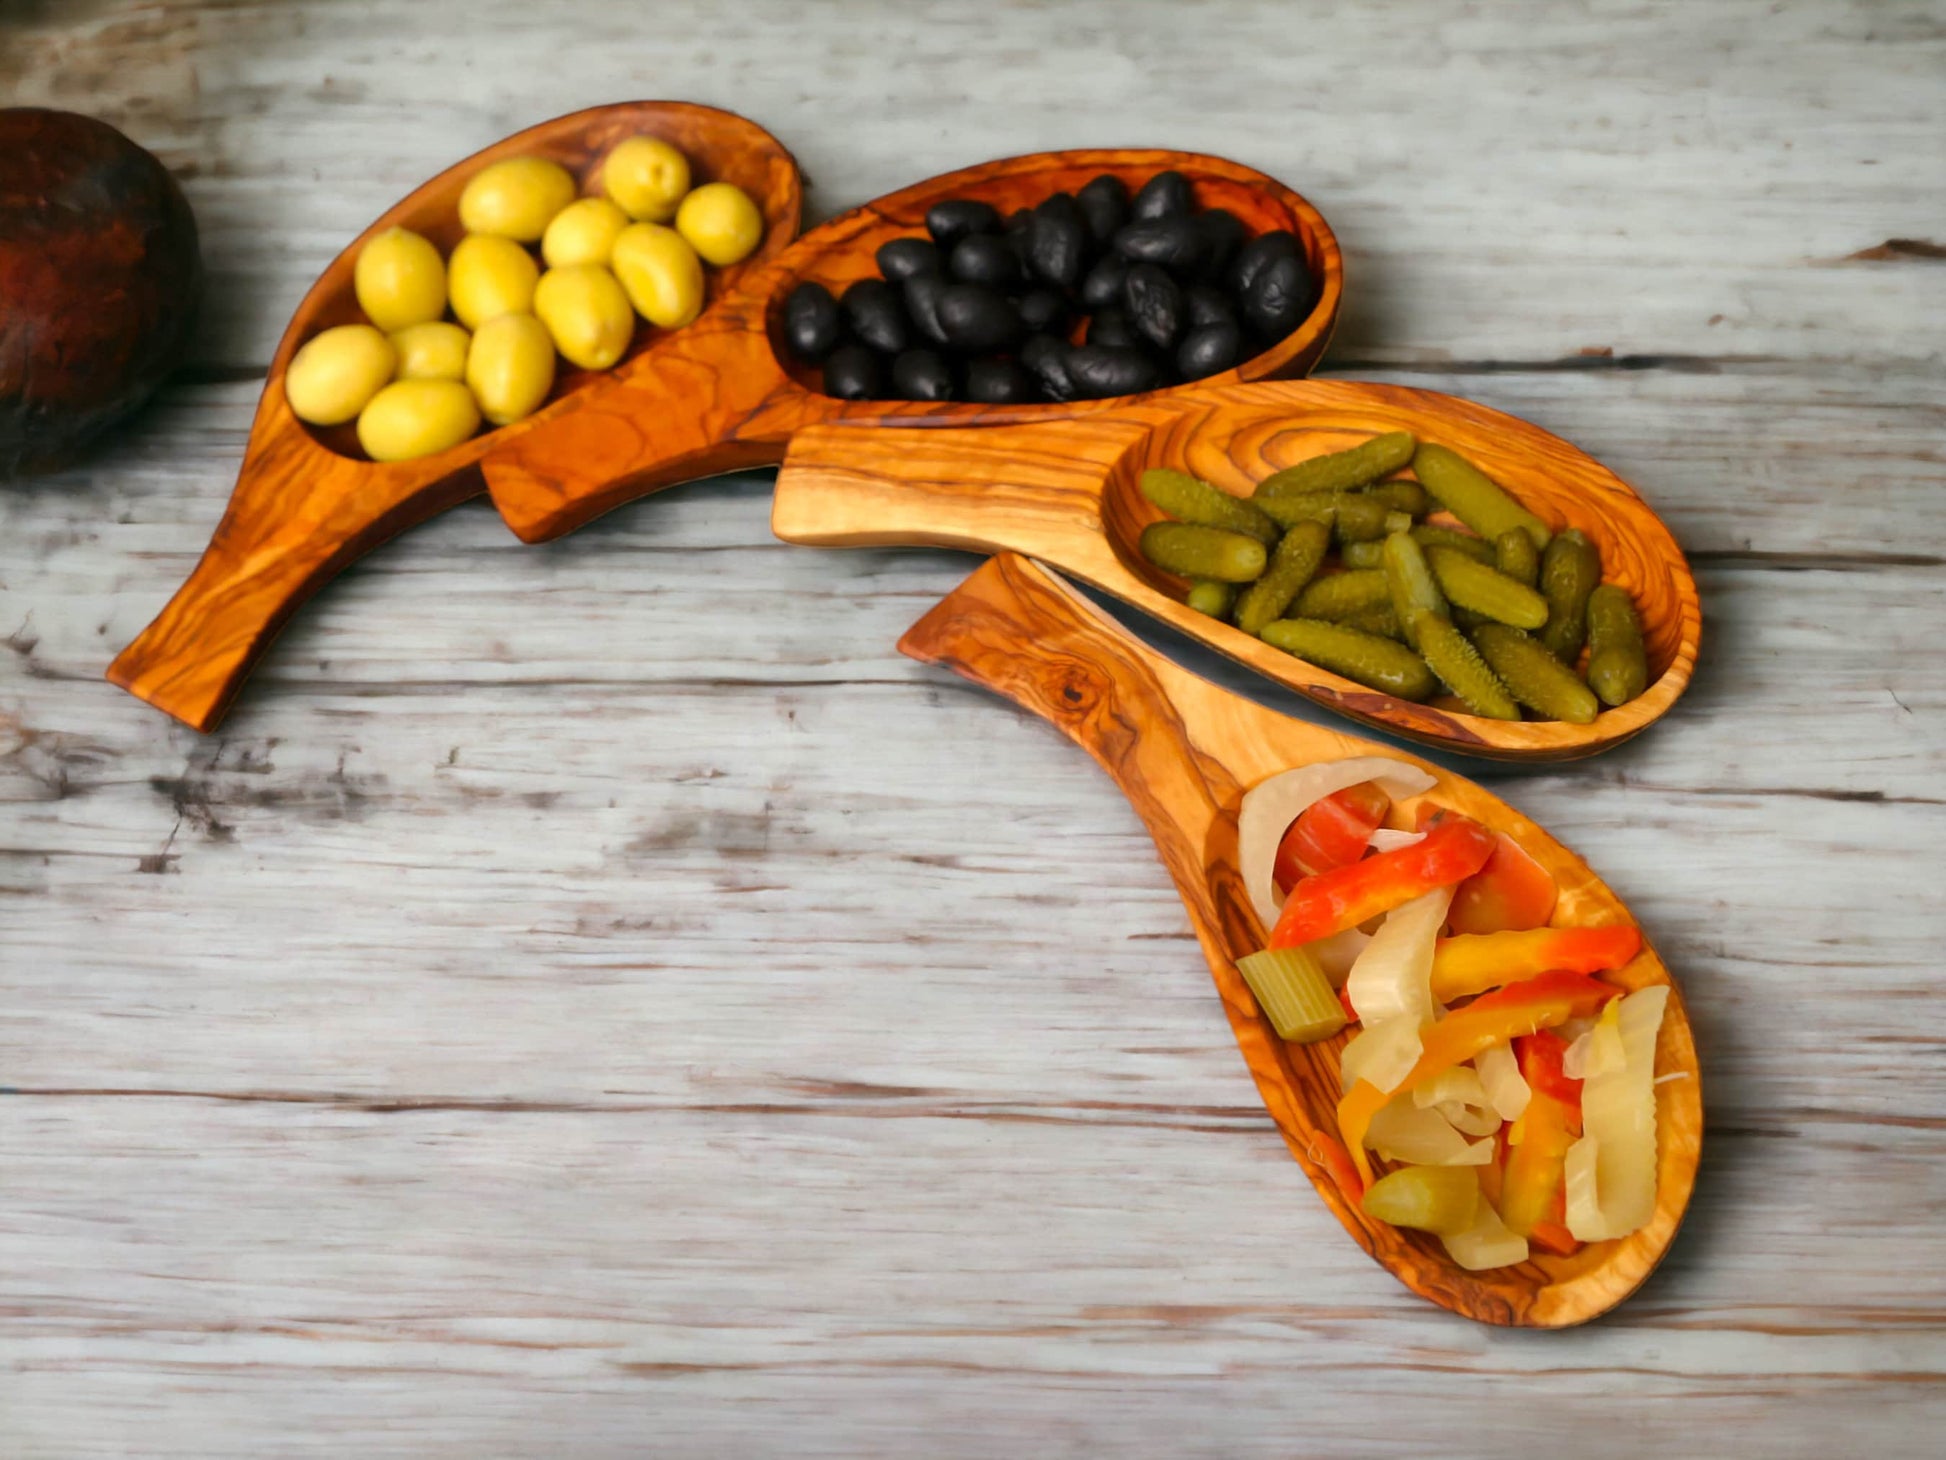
(1411, 611), (1521, 719)
(1140, 522), (1267, 582)
(1252, 489), (1343, 529)
(1186, 579), (1237, 620)
(1260, 618), (1439, 701)
(1139, 467), (1279, 544)
(1292, 568), (1391, 620)
(1411, 524), (1495, 564)
(1339, 539), (1386, 571)
(1234, 519), (1330, 636)
(1586, 584), (1649, 707)
(1424, 546), (1550, 630)
(1332, 494), (1401, 543)
(1412, 443), (1552, 551)
(1381, 531), (1446, 649)
(1339, 603), (1405, 641)
(1255, 431), (1417, 498)
(1471, 624), (1600, 724)
(1495, 528), (1540, 588)
(1539, 528), (1601, 661)
(1367, 478), (1430, 517)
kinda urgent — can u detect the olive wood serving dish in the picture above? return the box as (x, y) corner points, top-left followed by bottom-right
(107, 101), (804, 732)
(901, 552), (1702, 1327)
(775, 379), (1700, 761)
(476, 147), (1342, 545)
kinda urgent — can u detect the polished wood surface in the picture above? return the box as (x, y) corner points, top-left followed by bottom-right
(104, 101), (803, 732)
(774, 378), (1701, 760)
(478, 147), (1343, 543)
(900, 552), (1701, 1326)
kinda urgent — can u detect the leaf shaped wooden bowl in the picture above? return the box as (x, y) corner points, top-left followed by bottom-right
(901, 552), (1702, 1327)
(107, 101), (803, 732)
(476, 146), (1342, 543)
(774, 379), (1700, 761)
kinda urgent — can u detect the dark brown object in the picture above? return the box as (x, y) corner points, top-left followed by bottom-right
(0, 108), (203, 476)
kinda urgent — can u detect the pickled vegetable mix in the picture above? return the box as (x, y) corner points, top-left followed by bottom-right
(1235, 756), (1667, 1270)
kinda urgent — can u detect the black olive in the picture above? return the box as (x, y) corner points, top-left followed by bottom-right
(1194, 209), (1245, 281)
(1076, 173), (1130, 249)
(822, 343), (884, 401)
(1130, 169), (1193, 221)
(1079, 255), (1130, 312)
(1112, 216), (1206, 273)
(1226, 229), (1300, 298)
(1028, 192), (1088, 289)
(890, 348), (956, 402)
(875, 237), (941, 282)
(1184, 283), (1236, 330)
(964, 357), (1034, 405)
(1086, 306), (1138, 351)
(781, 281), (841, 363)
(1176, 322), (1244, 380)
(1015, 287), (1068, 335)
(936, 282), (1022, 354)
(1123, 262), (1185, 349)
(1019, 333), (1076, 402)
(1242, 252), (1315, 343)
(841, 278), (908, 355)
(902, 274), (950, 347)
(1065, 344), (1164, 399)
(925, 198), (1002, 248)
(949, 233), (1022, 288)
(1004, 207), (1035, 267)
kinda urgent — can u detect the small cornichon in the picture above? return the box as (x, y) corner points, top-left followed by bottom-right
(1539, 527), (1602, 661)
(1471, 624), (1600, 724)
(1292, 568), (1391, 620)
(1381, 531), (1446, 650)
(1495, 529), (1540, 588)
(1139, 522), (1267, 582)
(1234, 519), (1331, 636)
(1424, 546), (1550, 630)
(1139, 467), (1279, 544)
(1260, 618), (1439, 700)
(1185, 579), (1237, 620)
(1586, 584), (1649, 706)
(1411, 611), (1521, 719)
(1412, 443), (1552, 551)
(1255, 431), (1417, 498)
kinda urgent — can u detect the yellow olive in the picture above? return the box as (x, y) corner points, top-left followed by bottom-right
(285, 323), (396, 426)
(541, 196), (630, 268)
(465, 311), (556, 426)
(354, 226), (447, 332)
(447, 233), (539, 330)
(357, 379), (481, 462)
(389, 321), (471, 381)
(458, 156), (577, 242)
(601, 136), (690, 222)
(533, 265), (635, 371)
(675, 182), (763, 267)
(610, 223), (705, 329)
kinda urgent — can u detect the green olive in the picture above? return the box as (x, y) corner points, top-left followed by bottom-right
(458, 156), (576, 242)
(465, 311), (556, 426)
(389, 321), (470, 382)
(533, 265), (635, 371)
(675, 181), (763, 267)
(541, 196), (630, 268)
(447, 233), (539, 330)
(353, 227), (446, 332)
(285, 323), (396, 426)
(610, 222), (705, 329)
(601, 135), (690, 223)
(356, 379), (480, 461)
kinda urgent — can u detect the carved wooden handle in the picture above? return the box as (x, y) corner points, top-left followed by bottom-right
(106, 446), (481, 732)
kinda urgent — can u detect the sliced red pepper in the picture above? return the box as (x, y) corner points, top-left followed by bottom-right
(1529, 1219), (1582, 1257)
(1429, 924), (1642, 1003)
(1308, 1131), (1366, 1204)
(1448, 834), (1558, 935)
(1336, 971), (1618, 1186)
(1270, 810), (1495, 950)
(1501, 1082), (1575, 1238)
(1514, 1029), (1584, 1125)
(1274, 781), (1392, 891)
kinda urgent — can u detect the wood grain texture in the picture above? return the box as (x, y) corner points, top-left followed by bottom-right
(104, 100), (802, 733)
(900, 553), (1701, 1325)
(478, 147), (1341, 541)
(774, 378), (1700, 760)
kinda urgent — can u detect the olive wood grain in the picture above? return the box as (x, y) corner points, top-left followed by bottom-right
(106, 101), (803, 732)
(899, 552), (1702, 1327)
(775, 378), (1700, 762)
(477, 148), (1342, 542)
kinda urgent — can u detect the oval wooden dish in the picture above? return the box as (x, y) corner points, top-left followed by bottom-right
(106, 101), (805, 733)
(773, 379), (1700, 761)
(902, 553), (1702, 1327)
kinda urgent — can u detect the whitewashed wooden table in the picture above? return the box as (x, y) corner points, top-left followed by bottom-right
(4, 3), (1943, 1455)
